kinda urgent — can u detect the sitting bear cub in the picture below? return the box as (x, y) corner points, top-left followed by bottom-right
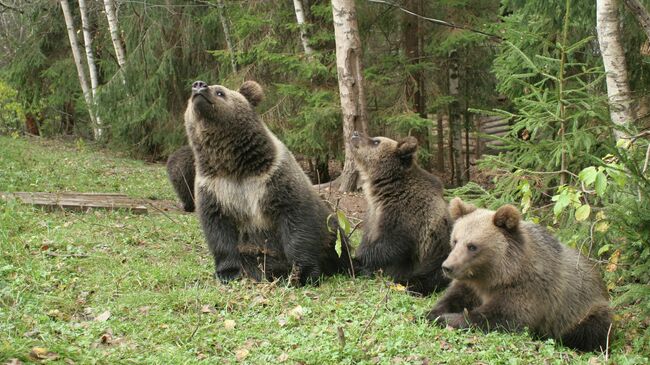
(184, 80), (349, 285)
(351, 132), (451, 295)
(427, 198), (612, 352)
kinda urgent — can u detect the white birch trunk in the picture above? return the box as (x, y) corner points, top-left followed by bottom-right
(597, 0), (636, 140)
(293, 0), (315, 57)
(102, 0), (127, 68)
(216, 0), (237, 74)
(332, 0), (369, 192)
(60, 0), (99, 139)
(78, 0), (102, 139)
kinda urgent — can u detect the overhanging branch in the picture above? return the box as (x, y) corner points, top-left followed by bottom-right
(367, 0), (502, 41)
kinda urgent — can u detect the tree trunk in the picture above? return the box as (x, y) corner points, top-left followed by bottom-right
(102, 0), (127, 68)
(216, 0), (237, 74)
(332, 0), (369, 192)
(402, 0), (429, 166)
(60, 0), (98, 139)
(597, 0), (636, 140)
(448, 49), (465, 186)
(293, 0), (315, 57)
(78, 0), (102, 139)
(436, 110), (445, 173)
(623, 0), (650, 41)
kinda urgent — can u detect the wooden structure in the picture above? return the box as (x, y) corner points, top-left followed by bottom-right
(1, 192), (155, 214)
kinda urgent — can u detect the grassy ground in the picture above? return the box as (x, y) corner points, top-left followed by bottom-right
(0, 135), (647, 364)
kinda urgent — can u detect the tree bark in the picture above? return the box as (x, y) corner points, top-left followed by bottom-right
(623, 0), (650, 41)
(293, 0), (315, 57)
(597, 0), (636, 140)
(216, 0), (237, 74)
(448, 49), (465, 186)
(436, 110), (445, 173)
(102, 0), (127, 68)
(60, 0), (98, 139)
(332, 0), (369, 192)
(78, 0), (102, 139)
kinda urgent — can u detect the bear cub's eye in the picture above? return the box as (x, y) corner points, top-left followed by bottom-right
(216, 91), (225, 97)
(467, 244), (478, 252)
(372, 139), (380, 146)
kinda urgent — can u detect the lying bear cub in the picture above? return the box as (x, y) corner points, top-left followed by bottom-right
(427, 198), (612, 352)
(184, 80), (350, 285)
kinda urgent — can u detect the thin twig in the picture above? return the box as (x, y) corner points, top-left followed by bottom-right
(357, 285), (389, 344)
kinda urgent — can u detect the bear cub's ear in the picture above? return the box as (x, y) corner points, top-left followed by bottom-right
(493, 204), (521, 231)
(397, 136), (418, 164)
(449, 197), (477, 220)
(239, 81), (264, 107)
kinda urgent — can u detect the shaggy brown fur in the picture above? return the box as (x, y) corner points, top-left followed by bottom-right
(184, 80), (350, 285)
(350, 133), (451, 295)
(427, 198), (612, 352)
(166, 145), (195, 212)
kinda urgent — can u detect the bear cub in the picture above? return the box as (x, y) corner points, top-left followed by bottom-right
(351, 132), (451, 295)
(427, 198), (612, 352)
(184, 80), (349, 285)
(166, 145), (196, 212)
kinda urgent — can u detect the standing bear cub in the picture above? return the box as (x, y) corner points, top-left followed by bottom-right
(427, 198), (612, 352)
(166, 145), (196, 212)
(351, 132), (451, 295)
(184, 80), (349, 285)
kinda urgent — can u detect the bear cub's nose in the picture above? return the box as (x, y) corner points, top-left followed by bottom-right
(192, 81), (208, 92)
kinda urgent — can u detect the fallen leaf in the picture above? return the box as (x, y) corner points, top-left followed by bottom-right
(29, 347), (59, 361)
(587, 357), (601, 365)
(4, 359), (23, 365)
(289, 305), (304, 320)
(138, 306), (151, 315)
(389, 283), (407, 292)
(277, 316), (288, 327)
(95, 310), (111, 322)
(277, 353), (289, 362)
(201, 304), (216, 314)
(235, 348), (249, 362)
(224, 319), (236, 331)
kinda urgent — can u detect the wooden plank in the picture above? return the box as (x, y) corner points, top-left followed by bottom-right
(2, 192), (148, 214)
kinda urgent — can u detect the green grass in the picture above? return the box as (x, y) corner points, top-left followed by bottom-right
(0, 135), (647, 364)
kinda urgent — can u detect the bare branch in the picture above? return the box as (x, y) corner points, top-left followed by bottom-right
(367, 0), (502, 40)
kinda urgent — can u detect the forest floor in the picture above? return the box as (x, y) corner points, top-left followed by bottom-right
(0, 135), (648, 364)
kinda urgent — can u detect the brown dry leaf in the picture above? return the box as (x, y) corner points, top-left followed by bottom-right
(201, 304), (216, 314)
(224, 319), (236, 331)
(277, 353), (289, 362)
(29, 347), (59, 361)
(4, 359), (23, 365)
(95, 310), (111, 322)
(138, 306), (151, 315)
(196, 352), (208, 360)
(289, 305), (304, 320)
(235, 348), (249, 362)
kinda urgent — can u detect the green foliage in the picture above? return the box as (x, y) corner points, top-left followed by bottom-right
(0, 80), (23, 133)
(463, 0), (650, 296)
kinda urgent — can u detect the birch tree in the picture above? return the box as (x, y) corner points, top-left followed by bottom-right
(78, 0), (102, 139)
(332, 0), (369, 192)
(448, 49), (465, 186)
(293, 0), (314, 57)
(597, 0), (636, 140)
(102, 0), (126, 68)
(60, 0), (99, 139)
